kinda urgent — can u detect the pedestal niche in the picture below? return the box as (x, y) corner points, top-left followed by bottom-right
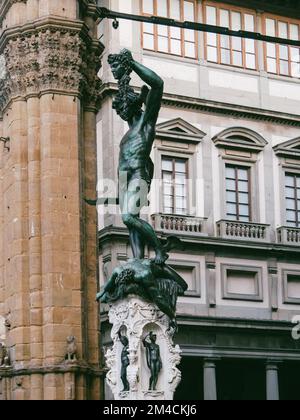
(105, 296), (182, 401)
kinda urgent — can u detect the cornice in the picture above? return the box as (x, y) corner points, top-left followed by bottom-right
(175, 315), (296, 333)
(156, 117), (207, 144)
(102, 312), (298, 332)
(99, 83), (300, 127)
(98, 225), (300, 257)
(273, 137), (300, 160)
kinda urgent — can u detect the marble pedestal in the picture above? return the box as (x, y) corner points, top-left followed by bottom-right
(105, 296), (182, 400)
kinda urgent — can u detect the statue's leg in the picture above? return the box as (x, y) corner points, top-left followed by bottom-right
(124, 215), (168, 264)
(121, 367), (129, 391)
(133, 229), (145, 259)
(121, 191), (167, 264)
(120, 179), (145, 260)
(149, 375), (153, 391)
(153, 363), (159, 390)
(129, 229), (145, 259)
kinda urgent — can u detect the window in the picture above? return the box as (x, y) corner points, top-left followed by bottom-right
(285, 173), (300, 227)
(204, 3), (257, 70)
(264, 16), (300, 77)
(141, 0), (197, 58)
(226, 165), (251, 222)
(162, 156), (188, 215)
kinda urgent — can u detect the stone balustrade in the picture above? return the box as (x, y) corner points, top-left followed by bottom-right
(151, 213), (205, 235)
(150, 215), (300, 247)
(277, 226), (300, 245)
(216, 220), (271, 242)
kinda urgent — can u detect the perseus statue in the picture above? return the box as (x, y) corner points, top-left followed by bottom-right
(108, 49), (167, 265)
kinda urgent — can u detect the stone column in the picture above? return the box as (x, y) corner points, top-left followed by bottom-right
(203, 358), (218, 400)
(266, 361), (280, 401)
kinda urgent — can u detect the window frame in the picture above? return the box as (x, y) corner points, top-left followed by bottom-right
(263, 14), (300, 78)
(162, 155), (189, 216)
(168, 259), (202, 297)
(203, 1), (259, 71)
(213, 128), (266, 225)
(273, 142), (300, 230)
(140, 0), (198, 59)
(219, 155), (259, 223)
(225, 164), (252, 222)
(153, 119), (205, 219)
(282, 269), (300, 304)
(284, 172), (300, 228)
(221, 263), (263, 302)
(154, 147), (196, 217)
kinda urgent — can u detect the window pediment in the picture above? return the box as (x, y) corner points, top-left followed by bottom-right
(273, 137), (300, 160)
(212, 127), (268, 153)
(156, 118), (207, 144)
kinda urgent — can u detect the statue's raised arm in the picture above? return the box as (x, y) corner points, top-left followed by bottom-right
(130, 59), (164, 125)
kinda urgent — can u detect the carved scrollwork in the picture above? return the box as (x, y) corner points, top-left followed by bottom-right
(105, 297), (182, 400)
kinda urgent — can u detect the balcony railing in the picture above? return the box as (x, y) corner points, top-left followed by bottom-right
(216, 220), (271, 242)
(151, 213), (205, 235)
(277, 226), (300, 245)
(150, 215), (300, 246)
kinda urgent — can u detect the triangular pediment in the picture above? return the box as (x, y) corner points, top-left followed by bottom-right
(212, 127), (268, 153)
(273, 137), (300, 159)
(156, 118), (206, 144)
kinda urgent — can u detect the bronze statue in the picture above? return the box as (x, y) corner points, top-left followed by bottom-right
(143, 332), (162, 391)
(96, 50), (188, 326)
(108, 49), (167, 264)
(118, 330), (130, 392)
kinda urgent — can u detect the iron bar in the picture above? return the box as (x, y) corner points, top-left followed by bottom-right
(97, 7), (300, 47)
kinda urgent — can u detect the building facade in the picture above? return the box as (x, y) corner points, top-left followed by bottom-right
(98, 0), (300, 400)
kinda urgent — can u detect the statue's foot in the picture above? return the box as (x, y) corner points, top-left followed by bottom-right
(153, 250), (169, 265)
